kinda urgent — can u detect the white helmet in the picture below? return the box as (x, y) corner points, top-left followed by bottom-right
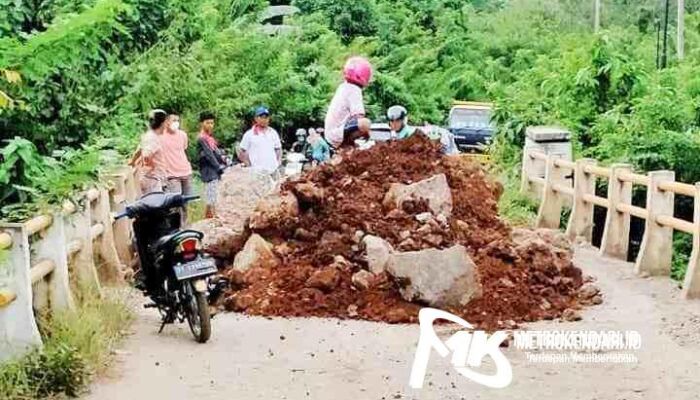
(387, 105), (408, 122)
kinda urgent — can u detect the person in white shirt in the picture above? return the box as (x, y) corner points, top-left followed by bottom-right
(239, 106), (282, 174)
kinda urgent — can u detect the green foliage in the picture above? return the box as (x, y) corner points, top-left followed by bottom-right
(672, 232), (693, 282)
(0, 293), (131, 400)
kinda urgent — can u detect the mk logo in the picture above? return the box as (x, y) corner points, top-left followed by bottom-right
(409, 308), (513, 389)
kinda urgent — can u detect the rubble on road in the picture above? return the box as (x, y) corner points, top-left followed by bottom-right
(192, 166), (278, 259)
(233, 234), (279, 272)
(212, 134), (587, 330)
(386, 245), (482, 307)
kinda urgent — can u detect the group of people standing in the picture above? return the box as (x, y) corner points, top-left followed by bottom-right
(130, 106), (282, 220)
(129, 55), (452, 223)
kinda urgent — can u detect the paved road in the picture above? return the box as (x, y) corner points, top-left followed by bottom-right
(83, 246), (700, 400)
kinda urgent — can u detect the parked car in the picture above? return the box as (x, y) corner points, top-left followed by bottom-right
(448, 101), (495, 152)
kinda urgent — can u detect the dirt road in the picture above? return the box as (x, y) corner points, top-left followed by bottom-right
(83, 245), (700, 400)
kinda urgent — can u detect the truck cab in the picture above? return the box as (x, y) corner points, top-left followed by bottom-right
(448, 101), (495, 152)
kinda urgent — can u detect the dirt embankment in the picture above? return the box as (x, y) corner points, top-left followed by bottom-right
(218, 135), (585, 330)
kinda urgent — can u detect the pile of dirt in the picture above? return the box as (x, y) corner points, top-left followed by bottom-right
(219, 134), (585, 330)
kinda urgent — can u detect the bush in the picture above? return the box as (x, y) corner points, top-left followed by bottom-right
(0, 293), (132, 400)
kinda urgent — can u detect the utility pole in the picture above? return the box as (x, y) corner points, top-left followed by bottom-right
(656, 19), (662, 68)
(594, 0), (601, 32)
(678, 0), (685, 61)
(662, 0), (670, 68)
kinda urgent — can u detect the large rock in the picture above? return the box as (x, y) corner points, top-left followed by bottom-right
(383, 174), (453, 217)
(191, 219), (245, 260)
(511, 228), (572, 254)
(249, 193), (299, 231)
(290, 181), (325, 206)
(306, 266), (341, 292)
(233, 234), (280, 272)
(363, 235), (394, 274)
(386, 245), (482, 307)
(194, 166), (279, 259)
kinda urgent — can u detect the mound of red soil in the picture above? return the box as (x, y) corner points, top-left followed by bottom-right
(222, 135), (583, 330)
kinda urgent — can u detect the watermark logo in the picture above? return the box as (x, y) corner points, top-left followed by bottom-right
(409, 308), (513, 389)
(409, 308), (643, 389)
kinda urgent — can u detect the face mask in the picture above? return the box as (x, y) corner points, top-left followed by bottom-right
(171, 122), (180, 131)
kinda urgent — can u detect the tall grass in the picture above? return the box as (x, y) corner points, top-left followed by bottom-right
(0, 291), (132, 400)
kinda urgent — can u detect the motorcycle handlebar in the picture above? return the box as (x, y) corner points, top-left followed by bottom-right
(113, 210), (129, 220)
(182, 195), (200, 203)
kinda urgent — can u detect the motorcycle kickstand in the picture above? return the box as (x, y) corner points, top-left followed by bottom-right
(158, 318), (167, 333)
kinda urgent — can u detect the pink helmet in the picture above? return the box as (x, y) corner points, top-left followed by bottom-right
(343, 56), (373, 87)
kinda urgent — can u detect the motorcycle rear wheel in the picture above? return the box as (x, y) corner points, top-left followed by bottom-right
(184, 281), (211, 343)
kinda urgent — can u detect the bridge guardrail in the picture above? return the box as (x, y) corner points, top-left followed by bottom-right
(522, 149), (700, 299)
(0, 167), (139, 361)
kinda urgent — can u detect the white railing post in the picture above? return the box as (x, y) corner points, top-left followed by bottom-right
(63, 198), (102, 296)
(600, 164), (633, 259)
(536, 154), (566, 229)
(106, 173), (133, 269)
(635, 171), (675, 276)
(126, 167), (139, 201)
(520, 149), (535, 195)
(566, 158), (597, 241)
(0, 225), (42, 361)
(91, 188), (125, 285)
(31, 214), (75, 312)
(682, 183), (700, 299)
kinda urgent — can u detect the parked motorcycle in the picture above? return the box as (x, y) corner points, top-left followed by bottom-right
(115, 192), (219, 343)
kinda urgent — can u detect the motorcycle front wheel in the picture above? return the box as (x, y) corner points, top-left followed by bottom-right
(184, 280), (211, 343)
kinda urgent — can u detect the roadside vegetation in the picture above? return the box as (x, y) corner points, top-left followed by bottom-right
(0, 292), (132, 399)
(1, 0), (700, 307)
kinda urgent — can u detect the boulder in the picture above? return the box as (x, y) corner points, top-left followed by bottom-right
(386, 245), (482, 307)
(194, 166), (279, 259)
(512, 228), (572, 254)
(191, 219), (246, 260)
(306, 266), (341, 292)
(290, 181), (325, 206)
(363, 235), (394, 274)
(351, 270), (374, 290)
(249, 193), (299, 232)
(383, 174), (453, 217)
(415, 212), (433, 223)
(233, 234), (280, 272)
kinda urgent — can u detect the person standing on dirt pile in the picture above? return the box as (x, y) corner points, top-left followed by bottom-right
(239, 106), (283, 174)
(324, 56), (373, 149)
(308, 128), (331, 164)
(197, 112), (226, 219)
(131, 109), (169, 194)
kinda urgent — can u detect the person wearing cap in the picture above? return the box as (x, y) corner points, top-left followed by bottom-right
(239, 106), (282, 174)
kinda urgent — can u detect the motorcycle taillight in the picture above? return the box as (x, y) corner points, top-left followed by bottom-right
(178, 238), (199, 261)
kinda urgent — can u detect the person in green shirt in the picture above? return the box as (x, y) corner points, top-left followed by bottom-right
(386, 105), (459, 155)
(308, 128), (331, 164)
(387, 105), (418, 140)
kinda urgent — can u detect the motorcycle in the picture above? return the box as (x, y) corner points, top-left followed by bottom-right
(115, 192), (220, 343)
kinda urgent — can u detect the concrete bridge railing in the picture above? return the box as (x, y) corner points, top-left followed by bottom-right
(0, 167), (139, 361)
(521, 149), (700, 299)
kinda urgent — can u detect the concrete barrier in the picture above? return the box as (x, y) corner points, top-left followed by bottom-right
(0, 167), (138, 361)
(522, 148), (700, 299)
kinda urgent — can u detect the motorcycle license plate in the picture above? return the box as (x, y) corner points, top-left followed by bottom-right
(173, 258), (217, 280)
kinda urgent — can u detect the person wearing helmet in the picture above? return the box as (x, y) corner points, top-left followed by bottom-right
(386, 105), (419, 140)
(324, 56), (373, 148)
